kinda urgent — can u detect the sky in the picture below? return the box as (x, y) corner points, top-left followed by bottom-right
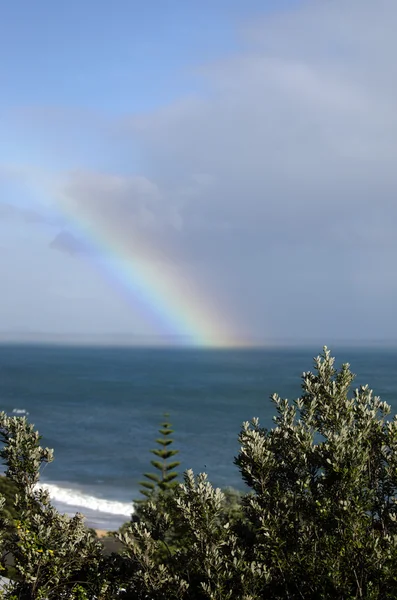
(1, 0), (397, 346)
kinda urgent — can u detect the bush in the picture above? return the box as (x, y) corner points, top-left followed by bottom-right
(0, 414), (106, 599)
(0, 477), (18, 522)
(2, 347), (397, 599)
(118, 348), (397, 599)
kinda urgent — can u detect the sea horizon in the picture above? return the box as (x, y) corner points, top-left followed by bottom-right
(2, 334), (397, 348)
(2, 343), (397, 530)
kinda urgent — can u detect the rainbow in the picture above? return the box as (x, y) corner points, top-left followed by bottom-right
(37, 174), (244, 348)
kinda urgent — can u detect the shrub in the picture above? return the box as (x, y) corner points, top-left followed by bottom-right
(3, 347), (397, 599)
(118, 348), (397, 599)
(0, 414), (107, 599)
(0, 477), (18, 522)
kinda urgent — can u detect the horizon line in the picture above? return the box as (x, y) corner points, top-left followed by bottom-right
(1, 332), (397, 350)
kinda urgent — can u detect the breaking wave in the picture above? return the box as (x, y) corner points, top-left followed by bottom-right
(37, 483), (134, 517)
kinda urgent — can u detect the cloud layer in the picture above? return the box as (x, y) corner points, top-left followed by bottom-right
(2, 0), (397, 341)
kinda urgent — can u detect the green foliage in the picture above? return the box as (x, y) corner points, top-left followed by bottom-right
(118, 470), (257, 599)
(233, 347), (397, 598)
(0, 413), (108, 599)
(138, 414), (180, 500)
(4, 348), (397, 599)
(117, 348), (397, 599)
(0, 477), (18, 522)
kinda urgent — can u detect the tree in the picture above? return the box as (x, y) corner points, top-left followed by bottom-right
(233, 346), (397, 598)
(0, 476), (18, 522)
(0, 413), (107, 599)
(138, 414), (180, 500)
(119, 348), (397, 599)
(4, 347), (397, 598)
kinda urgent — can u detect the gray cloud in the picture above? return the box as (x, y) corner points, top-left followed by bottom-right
(7, 0), (397, 340)
(49, 231), (91, 256)
(0, 202), (51, 225)
(62, 171), (165, 229)
(63, 1), (397, 262)
(115, 0), (397, 278)
(0, 203), (16, 219)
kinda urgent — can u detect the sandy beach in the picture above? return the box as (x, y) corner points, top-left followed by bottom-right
(95, 529), (111, 538)
(95, 530), (123, 555)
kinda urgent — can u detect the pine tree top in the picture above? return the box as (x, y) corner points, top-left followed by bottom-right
(138, 413), (181, 501)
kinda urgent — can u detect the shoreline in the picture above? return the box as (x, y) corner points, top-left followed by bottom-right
(95, 529), (111, 538)
(94, 529), (124, 555)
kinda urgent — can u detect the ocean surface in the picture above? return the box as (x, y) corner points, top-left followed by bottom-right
(1, 344), (397, 530)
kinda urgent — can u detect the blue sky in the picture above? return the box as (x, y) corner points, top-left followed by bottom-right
(1, 0), (397, 345)
(0, 0), (297, 113)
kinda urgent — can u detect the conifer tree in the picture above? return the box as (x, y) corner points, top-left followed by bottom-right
(139, 414), (180, 499)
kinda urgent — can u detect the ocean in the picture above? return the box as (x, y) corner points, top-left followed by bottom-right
(1, 344), (397, 531)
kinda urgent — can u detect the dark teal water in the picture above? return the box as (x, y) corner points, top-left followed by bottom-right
(0, 344), (396, 528)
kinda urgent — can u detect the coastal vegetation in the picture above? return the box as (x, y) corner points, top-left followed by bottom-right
(1, 348), (397, 598)
(138, 414), (180, 500)
(0, 478), (18, 523)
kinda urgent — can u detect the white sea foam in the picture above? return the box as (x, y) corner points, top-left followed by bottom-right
(37, 483), (134, 517)
(12, 408), (29, 415)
